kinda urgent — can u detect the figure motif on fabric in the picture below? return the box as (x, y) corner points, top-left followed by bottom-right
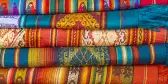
(26, 2), (36, 14)
(0, 3), (8, 15)
(134, 0), (140, 8)
(104, 1), (109, 10)
(121, 0), (130, 9)
(78, 2), (87, 12)
(13, 2), (19, 15)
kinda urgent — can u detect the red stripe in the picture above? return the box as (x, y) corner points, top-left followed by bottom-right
(65, 0), (70, 13)
(132, 46), (139, 64)
(155, 28), (167, 44)
(100, 0), (104, 11)
(8, 68), (16, 84)
(133, 65), (145, 83)
(140, 0), (153, 7)
(156, 0), (168, 4)
(109, 47), (117, 65)
(56, 0), (59, 13)
(133, 29), (137, 45)
(143, 29), (149, 44)
(56, 29), (68, 47)
(43, 0), (49, 14)
(39, 29), (51, 47)
(146, 65), (158, 83)
(109, 0), (113, 10)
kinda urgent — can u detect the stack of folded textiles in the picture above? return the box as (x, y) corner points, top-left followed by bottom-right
(0, 0), (168, 84)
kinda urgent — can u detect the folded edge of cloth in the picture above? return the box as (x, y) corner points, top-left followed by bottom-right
(0, 0), (167, 14)
(0, 43), (167, 67)
(0, 28), (167, 48)
(0, 65), (167, 84)
(1, 5), (168, 30)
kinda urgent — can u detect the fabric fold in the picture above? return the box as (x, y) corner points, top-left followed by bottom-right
(0, 0), (167, 15)
(0, 65), (167, 84)
(0, 28), (167, 48)
(0, 44), (167, 67)
(1, 5), (168, 30)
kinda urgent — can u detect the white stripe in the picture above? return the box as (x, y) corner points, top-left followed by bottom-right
(121, 46), (127, 65)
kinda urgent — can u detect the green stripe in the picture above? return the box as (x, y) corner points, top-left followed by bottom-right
(72, 0), (78, 13)
(50, 0), (56, 14)
(59, 0), (65, 13)
(88, 0), (94, 11)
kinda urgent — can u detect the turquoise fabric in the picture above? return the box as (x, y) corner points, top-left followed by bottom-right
(106, 10), (138, 29)
(139, 45), (151, 64)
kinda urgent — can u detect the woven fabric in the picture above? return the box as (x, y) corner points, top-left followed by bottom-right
(0, 7), (168, 30)
(0, 28), (167, 48)
(0, 65), (167, 84)
(0, 0), (167, 15)
(0, 44), (167, 67)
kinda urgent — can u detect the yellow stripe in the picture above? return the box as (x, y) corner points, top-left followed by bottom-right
(150, 45), (155, 64)
(137, 28), (140, 44)
(89, 67), (96, 84)
(76, 30), (79, 46)
(1, 49), (5, 67)
(52, 29), (56, 47)
(80, 67), (89, 84)
(28, 48), (39, 67)
(58, 67), (69, 84)
(14, 48), (20, 67)
(52, 15), (56, 28)
(67, 30), (70, 46)
(28, 48), (32, 67)
(129, 29), (133, 45)
(126, 29), (129, 45)
(42, 0), (44, 13)
(101, 66), (107, 84)
(101, 12), (105, 29)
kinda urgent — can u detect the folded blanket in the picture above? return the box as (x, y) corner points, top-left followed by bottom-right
(0, 0), (167, 14)
(0, 65), (167, 84)
(0, 28), (167, 48)
(0, 44), (167, 67)
(1, 4), (168, 30)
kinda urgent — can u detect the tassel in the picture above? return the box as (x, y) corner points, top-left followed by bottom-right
(138, 4), (168, 30)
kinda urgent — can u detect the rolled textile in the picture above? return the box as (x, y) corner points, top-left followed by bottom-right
(0, 44), (167, 67)
(1, 5), (168, 30)
(0, 28), (167, 48)
(0, 65), (167, 84)
(0, 0), (167, 14)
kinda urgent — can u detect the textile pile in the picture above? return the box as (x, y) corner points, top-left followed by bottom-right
(0, 0), (168, 84)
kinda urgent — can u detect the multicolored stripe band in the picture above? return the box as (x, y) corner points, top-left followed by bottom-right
(0, 65), (167, 84)
(0, 0), (167, 14)
(0, 28), (167, 48)
(0, 44), (167, 67)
